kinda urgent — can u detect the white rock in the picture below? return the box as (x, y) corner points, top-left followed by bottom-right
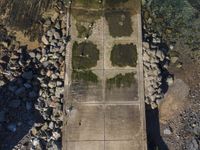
(42, 35), (49, 45)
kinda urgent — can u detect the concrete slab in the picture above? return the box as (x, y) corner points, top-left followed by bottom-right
(105, 105), (140, 140)
(66, 105), (104, 141)
(67, 141), (104, 150)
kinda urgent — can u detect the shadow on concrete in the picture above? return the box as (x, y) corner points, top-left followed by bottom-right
(0, 49), (43, 149)
(146, 105), (168, 150)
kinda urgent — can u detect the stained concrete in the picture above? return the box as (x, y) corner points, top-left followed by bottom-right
(63, 0), (146, 150)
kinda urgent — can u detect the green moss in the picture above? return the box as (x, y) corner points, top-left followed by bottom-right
(105, 0), (128, 6)
(110, 43), (137, 67)
(72, 41), (100, 69)
(72, 70), (98, 83)
(76, 23), (92, 38)
(105, 10), (133, 37)
(106, 73), (135, 89)
(168, 50), (180, 57)
(73, 0), (102, 8)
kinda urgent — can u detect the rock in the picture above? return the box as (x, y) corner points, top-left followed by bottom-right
(22, 71), (33, 80)
(9, 99), (21, 108)
(54, 32), (61, 40)
(166, 76), (174, 86)
(42, 35), (49, 45)
(0, 80), (5, 86)
(52, 131), (61, 140)
(189, 138), (199, 150)
(51, 12), (59, 23)
(176, 62), (182, 68)
(0, 111), (5, 122)
(26, 101), (32, 110)
(47, 30), (53, 37)
(7, 123), (17, 132)
(156, 50), (165, 61)
(32, 138), (40, 147)
(24, 83), (32, 89)
(29, 52), (36, 58)
(55, 87), (64, 98)
(49, 121), (54, 129)
(56, 81), (63, 87)
(171, 56), (178, 64)
(15, 87), (26, 96)
(36, 53), (42, 60)
(44, 19), (52, 27)
(31, 127), (38, 136)
(163, 127), (172, 135)
(48, 81), (56, 89)
(55, 22), (61, 29)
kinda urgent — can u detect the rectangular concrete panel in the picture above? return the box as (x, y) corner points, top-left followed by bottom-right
(67, 141), (104, 150)
(66, 105), (104, 141)
(105, 105), (141, 140)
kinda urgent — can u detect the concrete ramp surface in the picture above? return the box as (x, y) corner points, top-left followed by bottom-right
(63, 0), (146, 149)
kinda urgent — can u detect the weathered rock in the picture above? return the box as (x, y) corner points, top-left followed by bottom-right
(166, 76), (174, 86)
(42, 35), (49, 45)
(163, 127), (172, 135)
(15, 87), (26, 95)
(7, 123), (17, 132)
(171, 56), (178, 64)
(54, 32), (61, 40)
(22, 71), (33, 80)
(0, 111), (5, 122)
(9, 99), (21, 108)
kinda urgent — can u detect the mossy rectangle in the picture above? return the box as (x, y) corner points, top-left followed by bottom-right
(110, 43), (137, 67)
(72, 41), (100, 69)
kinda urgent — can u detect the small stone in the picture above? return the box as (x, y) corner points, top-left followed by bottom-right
(29, 91), (37, 98)
(22, 71), (33, 80)
(55, 22), (61, 29)
(9, 99), (21, 108)
(42, 35), (49, 45)
(176, 62), (182, 68)
(47, 30), (53, 37)
(0, 111), (5, 122)
(29, 52), (36, 58)
(49, 121), (54, 129)
(0, 80), (5, 86)
(36, 53), (42, 60)
(163, 127), (172, 135)
(56, 81), (63, 87)
(54, 32), (61, 39)
(24, 83), (32, 89)
(52, 131), (61, 140)
(26, 101), (32, 110)
(31, 127), (38, 136)
(166, 76), (174, 86)
(51, 12), (59, 23)
(171, 56), (178, 64)
(7, 123), (17, 132)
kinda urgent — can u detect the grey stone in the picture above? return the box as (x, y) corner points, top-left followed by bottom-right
(36, 53), (42, 60)
(0, 111), (5, 122)
(9, 99), (21, 108)
(42, 61), (49, 68)
(163, 127), (172, 135)
(42, 35), (49, 45)
(15, 87), (26, 95)
(55, 22), (61, 29)
(0, 80), (5, 86)
(24, 83), (32, 89)
(29, 52), (36, 58)
(26, 101), (32, 110)
(166, 76), (174, 86)
(56, 81), (63, 87)
(54, 32), (61, 40)
(29, 91), (37, 98)
(22, 71), (33, 80)
(171, 56), (178, 64)
(47, 30), (53, 37)
(189, 138), (199, 150)
(7, 123), (17, 132)
(55, 87), (64, 98)
(49, 121), (54, 130)
(48, 81), (56, 89)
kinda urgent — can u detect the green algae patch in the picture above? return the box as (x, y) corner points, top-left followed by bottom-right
(72, 41), (100, 69)
(106, 73), (135, 89)
(105, 10), (133, 37)
(110, 43), (137, 67)
(72, 70), (98, 83)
